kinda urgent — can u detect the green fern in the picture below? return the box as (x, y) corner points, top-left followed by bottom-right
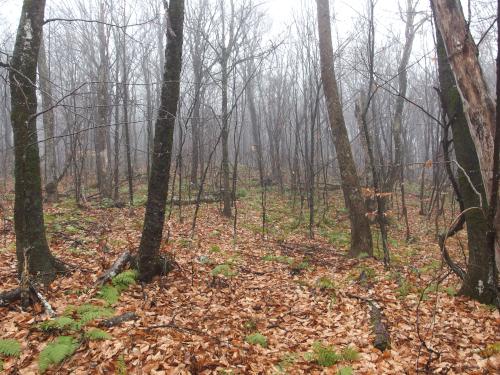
(0, 339), (21, 357)
(211, 264), (237, 277)
(306, 342), (341, 367)
(38, 317), (77, 332)
(245, 332), (268, 348)
(112, 270), (138, 292)
(98, 285), (120, 305)
(84, 328), (112, 341)
(341, 346), (360, 362)
(77, 305), (115, 327)
(38, 336), (79, 373)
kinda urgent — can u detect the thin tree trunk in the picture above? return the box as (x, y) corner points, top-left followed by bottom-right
(138, 0), (185, 282)
(316, 0), (373, 257)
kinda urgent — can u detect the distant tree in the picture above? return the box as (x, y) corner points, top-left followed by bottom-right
(316, 0), (373, 257)
(138, 0), (185, 282)
(8, 0), (64, 283)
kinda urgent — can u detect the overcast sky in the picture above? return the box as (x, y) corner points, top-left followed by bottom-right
(0, 0), (419, 39)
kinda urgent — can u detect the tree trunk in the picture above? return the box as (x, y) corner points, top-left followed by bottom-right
(316, 0), (373, 257)
(9, 0), (64, 284)
(38, 34), (58, 203)
(435, 17), (498, 305)
(138, 0), (185, 282)
(220, 51), (232, 217)
(122, 24), (133, 206)
(95, 1), (112, 199)
(431, 0), (499, 278)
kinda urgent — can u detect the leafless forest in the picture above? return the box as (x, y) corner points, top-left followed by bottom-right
(0, 0), (499, 373)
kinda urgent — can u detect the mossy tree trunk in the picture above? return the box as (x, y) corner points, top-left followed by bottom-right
(435, 17), (498, 305)
(9, 0), (64, 284)
(138, 0), (185, 282)
(316, 0), (373, 257)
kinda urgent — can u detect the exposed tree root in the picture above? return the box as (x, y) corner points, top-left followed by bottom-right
(99, 312), (138, 328)
(94, 250), (132, 287)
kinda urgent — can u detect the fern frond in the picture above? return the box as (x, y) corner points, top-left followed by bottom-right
(84, 328), (112, 341)
(98, 285), (120, 305)
(38, 317), (77, 332)
(38, 336), (79, 373)
(112, 270), (138, 291)
(0, 339), (21, 357)
(77, 305), (115, 327)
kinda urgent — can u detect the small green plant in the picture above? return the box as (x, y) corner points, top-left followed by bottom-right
(38, 316), (78, 332)
(0, 359), (3, 371)
(480, 342), (500, 358)
(316, 276), (335, 290)
(290, 260), (310, 273)
(262, 254), (294, 265)
(98, 285), (120, 305)
(74, 304), (115, 327)
(0, 339), (21, 357)
(209, 245), (222, 253)
(236, 188), (248, 198)
(357, 252), (370, 259)
(38, 336), (79, 373)
(305, 342), (341, 367)
(396, 279), (413, 298)
(341, 346), (360, 362)
(85, 328), (112, 341)
(275, 352), (297, 372)
(242, 319), (258, 332)
(177, 238), (191, 248)
(444, 286), (457, 296)
(245, 332), (268, 348)
(211, 264), (237, 277)
(337, 366), (354, 375)
(112, 270), (138, 291)
(116, 355), (127, 375)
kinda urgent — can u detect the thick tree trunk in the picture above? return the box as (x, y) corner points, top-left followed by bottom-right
(38, 34), (58, 203)
(431, 0), (500, 277)
(138, 0), (185, 282)
(316, 0), (373, 257)
(435, 17), (498, 304)
(9, 0), (64, 284)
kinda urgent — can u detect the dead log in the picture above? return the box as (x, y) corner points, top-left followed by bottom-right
(347, 293), (390, 351)
(94, 251), (132, 287)
(99, 312), (138, 328)
(0, 288), (22, 307)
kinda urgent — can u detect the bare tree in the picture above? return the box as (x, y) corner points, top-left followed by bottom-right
(138, 0), (185, 282)
(316, 0), (373, 257)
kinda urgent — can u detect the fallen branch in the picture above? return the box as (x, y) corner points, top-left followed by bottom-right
(347, 293), (390, 351)
(94, 251), (132, 287)
(30, 282), (56, 317)
(99, 312), (138, 328)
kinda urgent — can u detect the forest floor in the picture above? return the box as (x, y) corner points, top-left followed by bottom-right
(0, 184), (499, 374)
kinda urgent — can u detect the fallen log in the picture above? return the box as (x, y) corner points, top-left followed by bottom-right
(94, 251), (132, 287)
(1, 283), (55, 317)
(99, 312), (138, 328)
(347, 293), (390, 351)
(0, 287), (22, 307)
(171, 195), (221, 206)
